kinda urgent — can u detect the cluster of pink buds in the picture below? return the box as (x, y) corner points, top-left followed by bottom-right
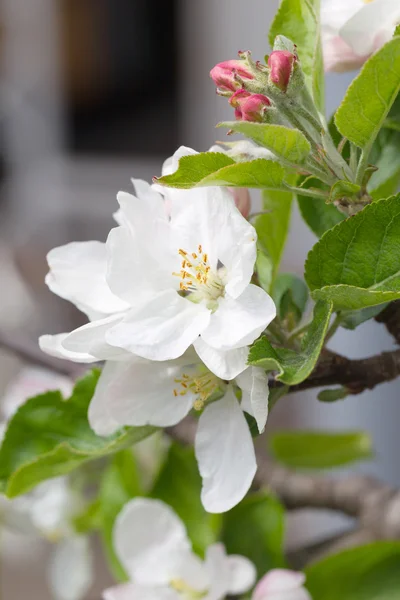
(210, 46), (298, 123)
(229, 89), (271, 122)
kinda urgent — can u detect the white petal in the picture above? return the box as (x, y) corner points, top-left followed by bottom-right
(106, 290), (210, 361)
(195, 388), (257, 513)
(88, 359), (194, 436)
(194, 338), (249, 380)
(236, 367), (269, 433)
(201, 285), (276, 351)
(103, 583), (179, 600)
(252, 569), (311, 600)
(45, 241), (128, 320)
(170, 551), (210, 593)
(321, 0), (364, 35)
(106, 225), (172, 305)
(227, 555), (257, 595)
(160, 146), (199, 176)
(61, 315), (128, 360)
(203, 544), (230, 600)
(48, 536), (93, 600)
(39, 333), (97, 363)
(113, 498), (191, 585)
(340, 0), (400, 56)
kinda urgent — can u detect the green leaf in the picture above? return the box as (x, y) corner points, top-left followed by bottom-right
(218, 122), (311, 164)
(306, 542), (400, 600)
(318, 388), (349, 403)
(272, 273), (309, 322)
(335, 38), (400, 152)
(248, 300), (332, 385)
(269, 0), (324, 111)
(255, 247), (274, 293)
(150, 443), (218, 557)
(156, 153), (286, 190)
(369, 128), (400, 200)
(270, 430), (373, 469)
(255, 189), (294, 279)
(305, 195), (400, 310)
(99, 450), (143, 581)
(329, 180), (360, 204)
(341, 304), (388, 330)
(222, 492), (286, 578)
(297, 180), (345, 238)
(0, 370), (155, 498)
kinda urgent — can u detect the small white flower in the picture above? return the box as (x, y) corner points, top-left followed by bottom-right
(39, 147), (275, 379)
(103, 498), (256, 600)
(322, 0), (400, 72)
(89, 352), (269, 513)
(252, 569), (312, 600)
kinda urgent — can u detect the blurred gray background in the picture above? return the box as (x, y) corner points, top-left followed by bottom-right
(0, 0), (398, 597)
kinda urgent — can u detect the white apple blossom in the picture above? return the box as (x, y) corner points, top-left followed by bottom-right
(0, 369), (92, 600)
(89, 350), (269, 513)
(39, 147), (276, 380)
(103, 498), (256, 600)
(322, 0), (400, 72)
(252, 569), (312, 600)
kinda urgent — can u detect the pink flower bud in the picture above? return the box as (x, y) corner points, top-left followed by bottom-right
(228, 187), (251, 218)
(230, 89), (271, 122)
(210, 60), (254, 92)
(268, 50), (296, 91)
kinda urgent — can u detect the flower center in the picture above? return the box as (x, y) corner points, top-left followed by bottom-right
(173, 246), (225, 308)
(173, 369), (222, 411)
(170, 579), (207, 599)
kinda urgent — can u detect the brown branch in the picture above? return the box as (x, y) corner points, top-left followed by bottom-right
(0, 330), (84, 378)
(375, 300), (400, 345)
(271, 348), (400, 395)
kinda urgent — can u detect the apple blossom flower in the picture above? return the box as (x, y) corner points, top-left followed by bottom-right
(252, 569), (312, 600)
(40, 147), (276, 377)
(210, 59), (254, 92)
(89, 350), (269, 513)
(321, 0), (400, 72)
(268, 51), (296, 91)
(103, 498), (256, 600)
(0, 371), (92, 600)
(228, 187), (251, 218)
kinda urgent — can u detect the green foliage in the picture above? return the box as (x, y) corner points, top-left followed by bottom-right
(255, 189), (294, 280)
(218, 122), (311, 165)
(255, 247), (274, 293)
(0, 370), (155, 498)
(335, 38), (400, 153)
(269, 0), (324, 111)
(270, 430), (373, 469)
(329, 181), (360, 204)
(318, 388), (349, 403)
(305, 195), (400, 310)
(222, 492), (286, 578)
(306, 542), (400, 599)
(272, 273), (309, 325)
(156, 154), (286, 189)
(150, 443), (219, 557)
(248, 300), (332, 385)
(297, 180), (345, 238)
(99, 451), (143, 581)
(370, 128), (400, 200)
(341, 304), (388, 330)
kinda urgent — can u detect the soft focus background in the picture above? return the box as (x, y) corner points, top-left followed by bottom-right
(0, 1), (398, 598)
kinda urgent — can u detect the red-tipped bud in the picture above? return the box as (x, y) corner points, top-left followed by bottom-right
(210, 60), (254, 93)
(230, 90), (271, 122)
(268, 50), (296, 91)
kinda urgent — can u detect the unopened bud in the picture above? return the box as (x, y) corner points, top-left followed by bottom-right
(230, 90), (271, 122)
(210, 60), (254, 93)
(268, 50), (296, 91)
(228, 187), (251, 218)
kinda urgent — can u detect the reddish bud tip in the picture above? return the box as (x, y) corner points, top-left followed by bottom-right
(268, 50), (296, 91)
(228, 187), (251, 218)
(230, 91), (271, 122)
(210, 60), (254, 92)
